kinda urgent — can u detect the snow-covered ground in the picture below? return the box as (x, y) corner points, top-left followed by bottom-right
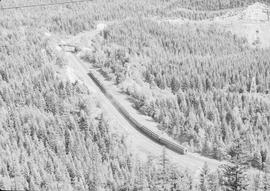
(217, 2), (269, 21)
(164, 2), (270, 48)
(214, 2), (270, 48)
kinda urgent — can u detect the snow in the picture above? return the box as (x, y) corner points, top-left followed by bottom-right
(44, 32), (52, 37)
(214, 2), (269, 22)
(65, 66), (81, 84)
(96, 23), (107, 31)
(63, 22), (107, 50)
(239, 2), (269, 21)
(164, 2), (270, 48)
(214, 2), (270, 48)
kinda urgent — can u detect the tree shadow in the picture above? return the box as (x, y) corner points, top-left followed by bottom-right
(124, 96), (163, 129)
(97, 68), (112, 81)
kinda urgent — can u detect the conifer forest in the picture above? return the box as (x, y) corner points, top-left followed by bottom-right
(0, 0), (270, 190)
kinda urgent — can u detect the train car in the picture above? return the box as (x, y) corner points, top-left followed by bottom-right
(159, 137), (188, 154)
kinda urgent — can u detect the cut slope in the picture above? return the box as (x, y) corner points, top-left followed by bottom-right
(237, 2), (269, 21)
(164, 2), (270, 48)
(214, 2), (270, 48)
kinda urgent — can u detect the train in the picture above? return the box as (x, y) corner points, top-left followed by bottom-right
(88, 71), (188, 155)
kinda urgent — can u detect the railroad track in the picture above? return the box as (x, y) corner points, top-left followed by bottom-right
(88, 71), (188, 155)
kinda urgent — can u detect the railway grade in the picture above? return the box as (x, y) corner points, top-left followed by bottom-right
(88, 71), (188, 155)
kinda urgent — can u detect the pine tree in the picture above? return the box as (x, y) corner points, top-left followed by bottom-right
(64, 129), (71, 155)
(262, 172), (270, 191)
(202, 139), (211, 157)
(145, 155), (155, 190)
(250, 77), (257, 93)
(220, 164), (248, 191)
(251, 173), (263, 191)
(252, 151), (262, 170)
(208, 171), (220, 191)
(133, 161), (149, 190)
(171, 76), (180, 94)
(169, 166), (179, 191)
(220, 138), (249, 191)
(78, 112), (88, 131)
(199, 162), (210, 191)
(160, 148), (170, 190)
(177, 170), (193, 191)
(260, 149), (268, 170)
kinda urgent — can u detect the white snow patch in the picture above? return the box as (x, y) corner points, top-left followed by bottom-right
(96, 23), (107, 31)
(65, 66), (81, 84)
(164, 2), (270, 48)
(215, 2), (269, 22)
(44, 32), (52, 37)
(240, 2), (269, 21)
(199, 2), (270, 48)
(215, 2), (270, 48)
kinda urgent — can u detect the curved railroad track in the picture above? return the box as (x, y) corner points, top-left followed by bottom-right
(88, 71), (188, 155)
(56, 23), (225, 179)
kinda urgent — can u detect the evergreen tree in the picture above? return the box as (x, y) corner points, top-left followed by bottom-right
(202, 139), (211, 157)
(220, 164), (248, 191)
(208, 171), (220, 191)
(220, 138), (249, 191)
(250, 77), (257, 93)
(158, 148), (170, 190)
(252, 151), (263, 170)
(171, 76), (180, 94)
(252, 173), (263, 191)
(199, 162), (210, 191)
(262, 172), (270, 191)
(260, 149), (268, 170)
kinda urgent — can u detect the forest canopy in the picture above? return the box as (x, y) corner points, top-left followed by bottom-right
(1, 0), (270, 190)
(88, 18), (270, 169)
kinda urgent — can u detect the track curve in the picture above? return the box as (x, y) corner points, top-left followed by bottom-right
(88, 71), (188, 155)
